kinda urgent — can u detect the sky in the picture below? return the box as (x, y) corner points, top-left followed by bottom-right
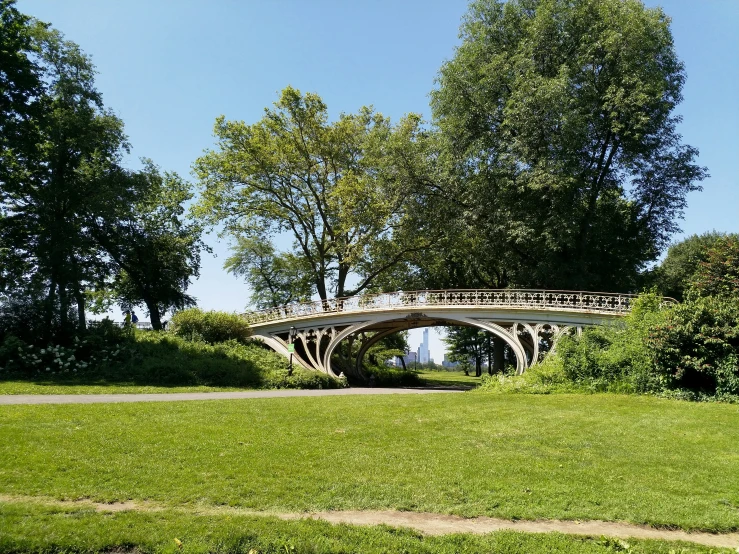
(18, 0), (739, 362)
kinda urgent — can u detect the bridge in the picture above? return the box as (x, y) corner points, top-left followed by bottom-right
(244, 289), (663, 379)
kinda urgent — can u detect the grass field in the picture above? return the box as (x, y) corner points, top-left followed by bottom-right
(0, 501), (730, 554)
(417, 370), (483, 388)
(0, 380), (244, 395)
(1, 393), (738, 535)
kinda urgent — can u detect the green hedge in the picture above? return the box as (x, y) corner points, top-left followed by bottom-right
(169, 308), (252, 345)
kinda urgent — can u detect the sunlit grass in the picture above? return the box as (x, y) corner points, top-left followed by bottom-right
(0, 380), (245, 395)
(417, 370), (483, 388)
(1, 393), (738, 532)
(0, 501), (730, 554)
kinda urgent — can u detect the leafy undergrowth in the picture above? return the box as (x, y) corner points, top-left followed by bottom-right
(0, 502), (730, 554)
(477, 356), (739, 403)
(2, 394), (738, 532)
(0, 330), (341, 393)
(360, 364), (424, 387)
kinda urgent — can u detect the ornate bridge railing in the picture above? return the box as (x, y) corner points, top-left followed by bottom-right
(243, 289), (671, 326)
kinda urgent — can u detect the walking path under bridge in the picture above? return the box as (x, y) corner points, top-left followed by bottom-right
(244, 290), (673, 379)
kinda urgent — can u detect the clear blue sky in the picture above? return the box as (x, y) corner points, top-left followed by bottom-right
(19, 0), (739, 361)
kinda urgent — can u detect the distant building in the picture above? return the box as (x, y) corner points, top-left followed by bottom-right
(442, 353), (459, 368)
(403, 351), (418, 366)
(418, 328), (430, 364)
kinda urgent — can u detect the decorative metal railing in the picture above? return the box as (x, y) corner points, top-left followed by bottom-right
(243, 289), (674, 326)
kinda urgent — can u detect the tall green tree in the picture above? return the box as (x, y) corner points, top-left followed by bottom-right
(194, 86), (436, 303)
(0, 1), (43, 297)
(429, 0), (707, 292)
(224, 235), (313, 309)
(91, 164), (205, 330)
(650, 232), (732, 300)
(688, 235), (739, 300)
(0, 15), (129, 338)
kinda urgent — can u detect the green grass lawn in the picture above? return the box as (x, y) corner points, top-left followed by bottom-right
(0, 380), (246, 395)
(0, 501), (730, 554)
(417, 370), (483, 388)
(1, 393), (738, 534)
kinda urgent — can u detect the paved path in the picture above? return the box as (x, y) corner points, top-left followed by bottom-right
(0, 387), (461, 405)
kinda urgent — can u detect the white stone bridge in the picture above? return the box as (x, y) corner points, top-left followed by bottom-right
(244, 289), (666, 379)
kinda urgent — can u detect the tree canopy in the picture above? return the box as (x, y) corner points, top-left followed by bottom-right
(0, 2), (203, 339)
(194, 86), (437, 304)
(425, 0), (707, 292)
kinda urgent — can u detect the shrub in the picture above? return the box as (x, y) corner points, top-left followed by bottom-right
(169, 308), (252, 345)
(647, 295), (739, 396)
(362, 366), (422, 387)
(477, 355), (577, 394)
(553, 294), (669, 393)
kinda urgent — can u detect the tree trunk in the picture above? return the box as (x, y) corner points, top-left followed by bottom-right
(145, 299), (162, 330)
(45, 279), (57, 342)
(74, 286), (86, 332)
(486, 335), (493, 375)
(493, 336), (505, 373)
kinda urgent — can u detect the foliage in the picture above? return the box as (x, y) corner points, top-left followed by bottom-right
(443, 326), (513, 376)
(364, 331), (409, 368)
(0, 17), (131, 338)
(478, 355), (577, 395)
(225, 235), (313, 309)
(362, 365), (422, 387)
(687, 235), (739, 299)
(169, 308), (252, 345)
(647, 295), (739, 397)
(92, 162), (206, 329)
(0, 325), (342, 390)
(1, 5), (204, 340)
(491, 293), (739, 401)
(649, 232), (731, 300)
(0, 318), (128, 375)
(194, 86), (436, 303)
(426, 0), (707, 292)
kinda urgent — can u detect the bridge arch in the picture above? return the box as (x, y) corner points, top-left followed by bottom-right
(245, 289), (674, 380)
(320, 314), (529, 378)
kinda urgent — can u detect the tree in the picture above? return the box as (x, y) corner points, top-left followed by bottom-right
(92, 164), (205, 330)
(429, 0), (707, 292)
(688, 235), (739, 300)
(224, 235), (313, 309)
(0, 14), (130, 339)
(0, 1), (43, 298)
(194, 86), (436, 303)
(650, 232), (731, 300)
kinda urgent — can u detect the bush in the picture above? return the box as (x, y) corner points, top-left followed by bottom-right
(477, 355), (576, 394)
(647, 295), (739, 396)
(554, 294), (669, 393)
(169, 308), (252, 345)
(362, 366), (422, 387)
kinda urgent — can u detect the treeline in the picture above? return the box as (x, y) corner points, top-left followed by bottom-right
(197, 0), (706, 308)
(0, 2), (203, 346)
(1, 0), (729, 389)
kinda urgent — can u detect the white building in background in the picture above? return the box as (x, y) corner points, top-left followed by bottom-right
(417, 328), (430, 364)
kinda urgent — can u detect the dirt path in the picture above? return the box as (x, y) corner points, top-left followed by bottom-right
(0, 387), (460, 405)
(2, 495), (737, 549)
